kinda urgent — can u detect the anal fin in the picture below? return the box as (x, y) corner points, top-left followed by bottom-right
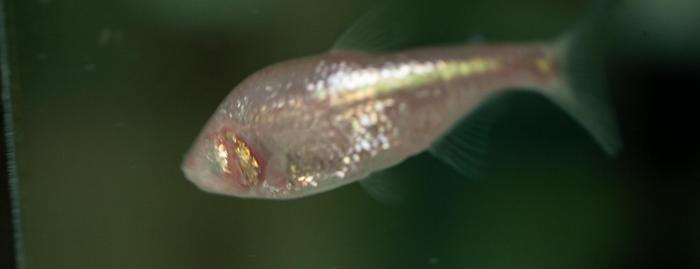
(359, 171), (407, 207)
(429, 95), (510, 180)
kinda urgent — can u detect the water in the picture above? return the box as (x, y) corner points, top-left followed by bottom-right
(2, 0), (699, 268)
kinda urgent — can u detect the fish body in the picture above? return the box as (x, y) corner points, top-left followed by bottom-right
(182, 43), (564, 199)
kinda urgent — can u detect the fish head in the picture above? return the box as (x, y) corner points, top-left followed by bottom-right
(183, 53), (367, 199)
(181, 116), (270, 198)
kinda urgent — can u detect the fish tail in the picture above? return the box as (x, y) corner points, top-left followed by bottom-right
(540, 0), (622, 155)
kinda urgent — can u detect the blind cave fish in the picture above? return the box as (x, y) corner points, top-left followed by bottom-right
(181, 8), (621, 200)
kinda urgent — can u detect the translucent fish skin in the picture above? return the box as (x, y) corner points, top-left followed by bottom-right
(182, 44), (560, 199)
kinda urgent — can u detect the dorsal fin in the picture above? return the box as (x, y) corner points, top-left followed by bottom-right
(331, 3), (417, 52)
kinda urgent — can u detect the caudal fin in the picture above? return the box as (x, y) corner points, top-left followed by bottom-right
(540, 5), (622, 155)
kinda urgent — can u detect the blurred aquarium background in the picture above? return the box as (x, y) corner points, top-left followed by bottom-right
(1, 0), (699, 268)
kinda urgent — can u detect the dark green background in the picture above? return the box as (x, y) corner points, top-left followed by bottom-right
(4, 0), (699, 268)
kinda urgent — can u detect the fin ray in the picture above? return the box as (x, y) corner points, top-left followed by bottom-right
(429, 96), (510, 179)
(332, 3), (415, 52)
(359, 172), (407, 206)
(540, 0), (622, 155)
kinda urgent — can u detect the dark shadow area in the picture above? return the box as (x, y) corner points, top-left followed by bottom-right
(608, 39), (700, 269)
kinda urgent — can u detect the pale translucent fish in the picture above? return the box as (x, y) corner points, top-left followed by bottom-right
(181, 37), (619, 199)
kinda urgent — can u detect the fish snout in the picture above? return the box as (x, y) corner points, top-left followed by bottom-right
(181, 128), (260, 196)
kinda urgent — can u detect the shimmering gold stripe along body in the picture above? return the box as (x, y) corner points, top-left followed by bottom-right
(321, 57), (502, 105)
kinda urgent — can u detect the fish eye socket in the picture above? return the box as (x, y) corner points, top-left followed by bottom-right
(206, 141), (232, 176)
(205, 129), (261, 187)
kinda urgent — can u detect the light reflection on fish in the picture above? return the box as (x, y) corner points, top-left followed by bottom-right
(182, 26), (620, 199)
